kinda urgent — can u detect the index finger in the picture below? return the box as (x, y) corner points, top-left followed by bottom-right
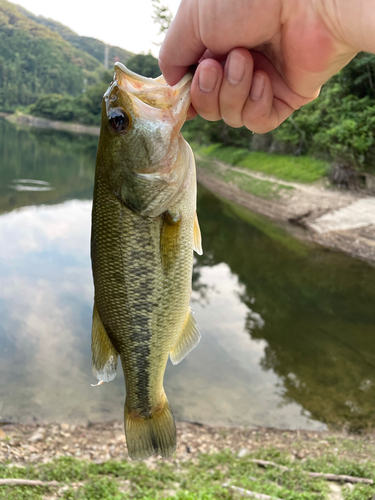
(158, 0), (206, 85)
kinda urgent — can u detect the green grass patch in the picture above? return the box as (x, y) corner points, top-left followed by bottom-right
(195, 144), (329, 183)
(196, 156), (295, 201)
(1, 448), (375, 500)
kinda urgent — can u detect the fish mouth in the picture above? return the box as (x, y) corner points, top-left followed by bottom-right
(115, 62), (167, 86)
(114, 63), (192, 115)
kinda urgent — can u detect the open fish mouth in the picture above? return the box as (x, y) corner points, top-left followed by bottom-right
(114, 62), (193, 114)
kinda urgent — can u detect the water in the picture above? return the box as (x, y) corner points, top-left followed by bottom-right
(1, 118), (375, 431)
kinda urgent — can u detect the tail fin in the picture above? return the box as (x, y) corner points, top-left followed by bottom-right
(125, 397), (176, 460)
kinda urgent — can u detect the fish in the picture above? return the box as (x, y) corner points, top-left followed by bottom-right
(90, 63), (203, 460)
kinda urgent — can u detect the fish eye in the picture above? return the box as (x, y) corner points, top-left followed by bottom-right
(108, 108), (131, 134)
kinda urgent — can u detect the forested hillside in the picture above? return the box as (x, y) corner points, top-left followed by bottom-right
(0, 0), (134, 112)
(14, 4), (134, 67)
(0, 0), (103, 111)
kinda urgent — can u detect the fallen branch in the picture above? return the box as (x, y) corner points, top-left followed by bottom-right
(307, 473), (373, 484)
(249, 460), (289, 471)
(249, 459), (373, 485)
(0, 479), (59, 487)
(222, 484), (284, 500)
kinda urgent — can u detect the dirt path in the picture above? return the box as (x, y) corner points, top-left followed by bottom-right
(197, 164), (375, 263)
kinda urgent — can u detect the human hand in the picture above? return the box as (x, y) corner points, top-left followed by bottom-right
(159, 0), (365, 133)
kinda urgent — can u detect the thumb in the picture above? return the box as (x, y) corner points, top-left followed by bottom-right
(158, 0), (206, 85)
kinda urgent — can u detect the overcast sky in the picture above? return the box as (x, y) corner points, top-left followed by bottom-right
(13, 0), (181, 55)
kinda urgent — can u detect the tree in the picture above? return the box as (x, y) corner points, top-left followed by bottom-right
(151, 0), (173, 45)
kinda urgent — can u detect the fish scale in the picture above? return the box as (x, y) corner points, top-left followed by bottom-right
(90, 64), (202, 460)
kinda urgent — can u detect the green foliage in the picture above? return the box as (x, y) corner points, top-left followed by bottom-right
(197, 155), (295, 200)
(195, 144), (329, 183)
(28, 71), (113, 125)
(2, 448), (374, 500)
(272, 52), (375, 173)
(27, 53), (162, 124)
(183, 115), (253, 148)
(152, 0), (173, 35)
(184, 53), (375, 174)
(126, 53), (161, 78)
(0, 0), (102, 112)
(14, 3), (134, 66)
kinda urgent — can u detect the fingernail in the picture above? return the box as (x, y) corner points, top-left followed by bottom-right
(227, 52), (247, 85)
(250, 73), (265, 101)
(198, 65), (218, 93)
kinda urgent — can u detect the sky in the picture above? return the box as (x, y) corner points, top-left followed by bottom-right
(12, 0), (182, 56)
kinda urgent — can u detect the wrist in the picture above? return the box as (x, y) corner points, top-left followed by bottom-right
(314, 0), (375, 54)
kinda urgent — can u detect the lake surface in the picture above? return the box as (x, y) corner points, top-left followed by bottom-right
(1, 118), (375, 432)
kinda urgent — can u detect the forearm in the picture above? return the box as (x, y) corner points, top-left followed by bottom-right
(316, 0), (375, 54)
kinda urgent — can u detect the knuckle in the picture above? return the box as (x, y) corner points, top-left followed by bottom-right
(222, 114), (243, 128)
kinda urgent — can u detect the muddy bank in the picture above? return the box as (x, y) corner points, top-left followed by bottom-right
(1, 421), (374, 465)
(197, 167), (375, 263)
(5, 113), (100, 136)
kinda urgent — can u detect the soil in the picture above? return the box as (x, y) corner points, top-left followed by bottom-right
(1, 421), (374, 465)
(197, 167), (375, 264)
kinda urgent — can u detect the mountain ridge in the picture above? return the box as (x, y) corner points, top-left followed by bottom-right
(14, 3), (134, 67)
(0, 0), (135, 111)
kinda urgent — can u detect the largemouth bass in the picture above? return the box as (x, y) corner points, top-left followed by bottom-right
(90, 63), (202, 460)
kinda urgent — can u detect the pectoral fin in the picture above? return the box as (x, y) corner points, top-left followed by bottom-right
(160, 211), (181, 271)
(193, 212), (203, 255)
(170, 308), (201, 365)
(91, 303), (119, 382)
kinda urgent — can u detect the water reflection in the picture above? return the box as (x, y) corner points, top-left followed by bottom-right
(0, 119), (97, 214)
(195, 190), (375, 430)
(0, 118), (375, 430)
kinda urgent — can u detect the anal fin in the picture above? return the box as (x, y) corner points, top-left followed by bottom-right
(193, 212), (203, 255)
(91, 303), (119, 382)
(170, 308), (201, 365)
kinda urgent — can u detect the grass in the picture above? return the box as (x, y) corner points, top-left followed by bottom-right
(194, 143), (329, 183)
(1, 447), (375, 500)
(196, 156), (295, 201)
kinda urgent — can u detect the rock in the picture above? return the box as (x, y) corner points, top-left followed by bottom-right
(238, 448), (249, 458)
(29, 429), (45, 443)
(344, 484), (354, 492)
(58, 485), (70, 494)
(60, 423), (70, 432)
(118, 480), (131, 493)
(328, 483), (344, 500)
(161, 489), (177, 498)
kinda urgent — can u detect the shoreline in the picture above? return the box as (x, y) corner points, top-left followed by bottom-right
(1, 420), (375, 465)
(3, 112), (375, 263)
(3, 112), (100, 136)
(197, 165), (375, 264)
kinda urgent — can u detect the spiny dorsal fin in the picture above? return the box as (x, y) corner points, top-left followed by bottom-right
(91, 303), (119, 382)
(170, 308), (201, 365)
(193, 212), (203, 255)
